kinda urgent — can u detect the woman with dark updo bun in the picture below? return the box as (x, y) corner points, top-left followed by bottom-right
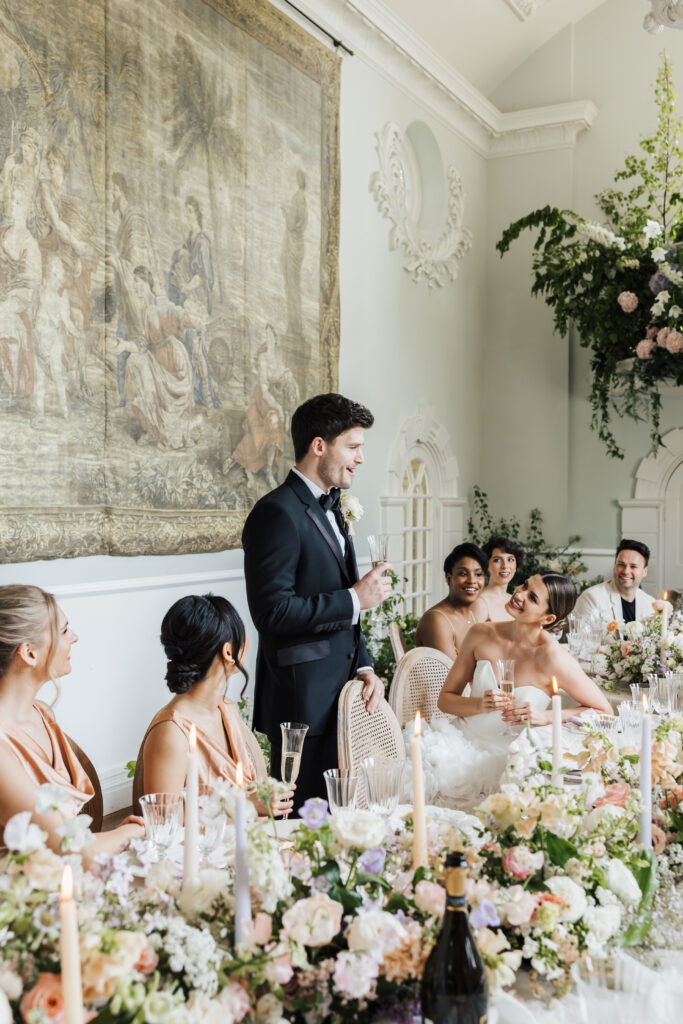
(140, 594), (294, 816)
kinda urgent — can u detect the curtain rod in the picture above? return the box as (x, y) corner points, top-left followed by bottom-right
(281, 1), (355, 56)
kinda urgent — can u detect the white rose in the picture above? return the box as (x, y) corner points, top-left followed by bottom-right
(605, 859), (641, 907)
(625, 620), (644, 638)
(346, 908), (407, 960)
(3, 811), (45, 853)
(256, 993), (288, 1024)
(545, 876), (587, 923)
(143, 991), (181, 1024)
(178, 868), (230, 915)
(281, 893), (343, 947)
(582, 804), (624, 834)
(330, 808), (386, 850)
(499, 885), (536, 927)
(584, 904), (621, 942)
(21, 846), (65, 890)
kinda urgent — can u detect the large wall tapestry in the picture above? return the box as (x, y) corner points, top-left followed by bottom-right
(0, 0), (340, 561)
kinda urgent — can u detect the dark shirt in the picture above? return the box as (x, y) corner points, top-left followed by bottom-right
(621, 597), (636, 623)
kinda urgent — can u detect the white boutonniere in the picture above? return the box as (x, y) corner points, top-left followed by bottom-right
(339, 492), (363, 535)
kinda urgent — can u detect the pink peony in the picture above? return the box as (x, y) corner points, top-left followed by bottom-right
(595, 782), (631, 808)
(666, 329), (683, 353)
(636, 339), (655, 359)
(501, 846), (544, 881)
(657, 327), (671, 347)
(281, 892), (343, 947)
(414, 879), (446, 917)
(617, 291), (639, 313)
(620, 641), (632, 658)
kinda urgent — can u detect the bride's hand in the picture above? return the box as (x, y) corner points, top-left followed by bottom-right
(482, 689), (508, 712)
(501, 701), (550, 727)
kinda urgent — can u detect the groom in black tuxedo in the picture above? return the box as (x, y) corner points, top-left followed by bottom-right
(242, 393), (391, 811)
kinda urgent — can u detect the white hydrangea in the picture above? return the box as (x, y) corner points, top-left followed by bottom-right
(584, 904), (621, 945)
(161, 917), (222, 996)
(247, 829), (292, 913)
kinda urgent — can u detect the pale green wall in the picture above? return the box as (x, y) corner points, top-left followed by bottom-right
(487, 0), (683, 549)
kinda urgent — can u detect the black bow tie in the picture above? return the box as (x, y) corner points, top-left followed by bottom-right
(318, 487), (341, 513)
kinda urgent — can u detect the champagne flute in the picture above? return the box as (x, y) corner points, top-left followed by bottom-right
(367, 534), (390, 636)
(500, 659), (516, 734)
(280, 721), (308, 820)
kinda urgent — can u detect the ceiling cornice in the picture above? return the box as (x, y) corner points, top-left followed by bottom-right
(504, 0), (554, 21)
(274, 0), (597, 158)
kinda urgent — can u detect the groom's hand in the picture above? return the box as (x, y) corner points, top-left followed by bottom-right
(353, 563), (393, 610)
(357, 670), (384, 714)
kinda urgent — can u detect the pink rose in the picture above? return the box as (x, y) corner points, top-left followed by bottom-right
(666, 329), (683, 353)
(414, 879), (446, 917)
(501, 846), (544, 881)
(617, 291), (639, 313)
(620, 641), (632, 658)
(595, 781), (631, 808)
(636, 339), (655, 359)
(218, 981), (250, 1022)
(264, 942), (294, 985)
(657, 327), (670, 347)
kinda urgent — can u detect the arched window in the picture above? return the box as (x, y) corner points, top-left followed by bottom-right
(402, 457), (433, 615)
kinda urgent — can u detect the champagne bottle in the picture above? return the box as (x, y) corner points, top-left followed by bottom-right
(421, 851), (489, 1024)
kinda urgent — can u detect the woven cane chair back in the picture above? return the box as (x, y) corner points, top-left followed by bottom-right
(389, 621), (407, 662)
(388, 647), (454, 728)
(337, 679), (405, 809)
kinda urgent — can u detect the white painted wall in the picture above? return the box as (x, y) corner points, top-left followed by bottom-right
(0, 18), (488, 810)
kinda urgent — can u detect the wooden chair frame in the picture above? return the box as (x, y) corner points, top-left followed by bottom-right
(337, 678), (405, 809)
(388, 646), (454, 728)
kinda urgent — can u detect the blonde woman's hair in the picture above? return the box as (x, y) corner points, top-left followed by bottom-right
(0, 585), (61, 683)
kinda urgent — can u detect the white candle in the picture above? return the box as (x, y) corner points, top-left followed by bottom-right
(183, 723), (199, 890)
(551, 676), (562, 787)
(233, 761), (252, 948)
(59, 866), (84, 1024)
(661, 600), (669, 667)
(639, 694), (652, 850)
(411, 711), (428, 870)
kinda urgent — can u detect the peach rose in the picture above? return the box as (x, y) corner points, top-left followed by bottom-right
(595, 782), (631, 808)
(606, 620), (620, 633)
(20, 973), (63, 1023)
(134, 945), (158, 976)
(620, 641), (632, 658)
(651, 824), (667, 855)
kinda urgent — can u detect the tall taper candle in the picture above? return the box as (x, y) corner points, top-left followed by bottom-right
(639, 694), (652, 850)
(661, 599), (669, 667)
(233, 761), (252, 948)
(183, 723), (199, 889)
(551, 677), (562, 787)
(60, 865), (84, 1024)
(411, 711), (428, 870)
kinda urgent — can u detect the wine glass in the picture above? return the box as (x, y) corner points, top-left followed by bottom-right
(359, 756), (404, 816)
(367, 534), (390, 635)
(280, 721), (308, 820)
(139, 793), (183, 852)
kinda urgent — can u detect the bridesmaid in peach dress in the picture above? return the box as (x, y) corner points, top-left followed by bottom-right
(141, 594), (294, 816)
(0, 585), (144, 864)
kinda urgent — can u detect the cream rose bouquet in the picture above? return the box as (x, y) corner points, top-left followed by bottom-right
(594, 609), (683, 691)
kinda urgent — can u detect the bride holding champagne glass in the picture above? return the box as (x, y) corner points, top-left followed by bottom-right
(408, 572), (613, 809)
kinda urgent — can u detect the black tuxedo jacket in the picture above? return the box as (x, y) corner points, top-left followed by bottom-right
(242, 470), (371, 738)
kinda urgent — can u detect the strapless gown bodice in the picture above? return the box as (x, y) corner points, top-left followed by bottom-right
(403, 659), (552, 811)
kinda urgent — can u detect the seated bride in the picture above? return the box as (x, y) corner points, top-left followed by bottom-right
(0, 585), (144, 865)
(140, 594), (294, 817)
(411, 572), (612, 810)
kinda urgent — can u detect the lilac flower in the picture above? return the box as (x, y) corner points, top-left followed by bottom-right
(358, 848), (386, 874)
(298, 797), (330, 828)
(310, 874), (332, 893)
(650, 269), (673, 294)
(469, 898), (500, 929)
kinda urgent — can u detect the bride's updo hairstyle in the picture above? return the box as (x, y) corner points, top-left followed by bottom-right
(539, 572), (577, 631)
(0, 584), (60, 680)
(161, 594), (248, 695)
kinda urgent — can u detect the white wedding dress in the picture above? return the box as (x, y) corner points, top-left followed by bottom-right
(404, 660), (551, 811)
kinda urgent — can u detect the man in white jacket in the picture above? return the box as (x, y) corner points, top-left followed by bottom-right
(574, 539), (655, 624)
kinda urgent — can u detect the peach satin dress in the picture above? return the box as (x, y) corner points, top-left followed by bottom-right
(0, 702), (94, 822)
(141, 699), (256, 791)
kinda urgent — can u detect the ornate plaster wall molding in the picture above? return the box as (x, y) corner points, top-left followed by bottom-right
(385, 407), (460, 498)
(644, 1), (683, 33)
(270, 0), (598, 158)
(370, 122), (473, 288)
(505, 0), (553, 21)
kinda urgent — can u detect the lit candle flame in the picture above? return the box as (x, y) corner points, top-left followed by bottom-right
(551, 676), (558, 695)
(61, 864), (73, 902)
(236, 761), (243, 787)
(642, 693), (649, 713)
(189, 723), (197, 751)
(415, 710), (422, 737)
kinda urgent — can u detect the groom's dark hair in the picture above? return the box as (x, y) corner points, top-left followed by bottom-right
(291, 393), (374, 461)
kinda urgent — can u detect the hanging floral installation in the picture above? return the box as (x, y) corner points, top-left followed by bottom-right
(497, 55), (683, 459)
